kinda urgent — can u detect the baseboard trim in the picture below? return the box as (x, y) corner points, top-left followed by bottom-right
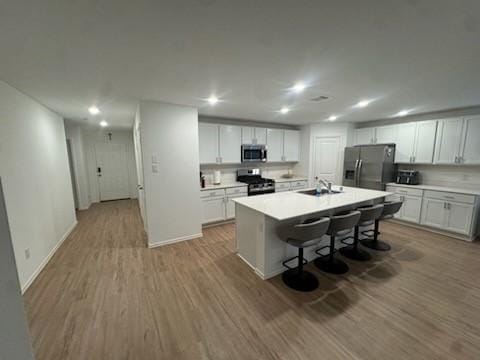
(387, 219), (474, 242)
(148, 232), (203, 249)
(21, 220), (78, 294)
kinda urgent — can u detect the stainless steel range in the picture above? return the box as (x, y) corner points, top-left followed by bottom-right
(237, 169), (275, 196)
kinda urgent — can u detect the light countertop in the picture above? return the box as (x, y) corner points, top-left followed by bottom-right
(272, 176), (308, 183)
(386, 183), (480, 196)
(233, 186), (391, 221)
(200, 182), (247, 191)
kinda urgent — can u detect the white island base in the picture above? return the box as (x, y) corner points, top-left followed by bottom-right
(234, 187), (391, 280)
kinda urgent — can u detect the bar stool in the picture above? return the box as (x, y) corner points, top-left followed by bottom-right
(360, 201), (403, 251)
(314, 210), (361, 274)
(277, 217), (330, 292)
(339, 204), (384, 261)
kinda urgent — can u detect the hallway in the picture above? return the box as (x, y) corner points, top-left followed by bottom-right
(24, 200), (480, 360)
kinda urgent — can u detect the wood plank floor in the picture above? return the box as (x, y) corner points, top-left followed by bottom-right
(24, 199), (480, 360)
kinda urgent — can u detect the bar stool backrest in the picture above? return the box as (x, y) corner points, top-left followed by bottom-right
(277, 217), (330, 243)
(358, 204), (384, 222)
(327, 210), (361, 236)
(382, 201), (403, 219)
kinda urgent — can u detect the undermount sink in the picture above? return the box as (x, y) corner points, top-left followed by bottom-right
(298, 189), (342, 196)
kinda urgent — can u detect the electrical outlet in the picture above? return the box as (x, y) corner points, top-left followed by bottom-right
(25, 248), (30, 260)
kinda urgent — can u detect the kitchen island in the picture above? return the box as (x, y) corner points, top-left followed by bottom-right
(233, 186), (391, 279)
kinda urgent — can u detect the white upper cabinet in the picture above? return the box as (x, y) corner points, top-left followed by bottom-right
(283, 130), (300, 161)
(241, 127), (267, 145)
(241, 127), (254, 144)
(395, 121), (437, 164)
(266, 128), (284, 162)
(395, 123), (417, 163)
(199, 123), (219, 164)
(375, 125), (397, 144)
(434, 118), (463, 164)
(413, 120), (437, 163)
(459, 116), (480, 165)
(354, 128), (375, 145)
(219, 125), (242, 163)
(254, 128), (267, 145)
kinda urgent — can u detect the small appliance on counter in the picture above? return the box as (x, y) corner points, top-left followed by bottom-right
(396, 170), (420, 185)
(213, 170), (222, 185)
(237, 168), (275, 196)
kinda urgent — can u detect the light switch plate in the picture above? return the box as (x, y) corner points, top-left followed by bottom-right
(152, 164), (159, 173)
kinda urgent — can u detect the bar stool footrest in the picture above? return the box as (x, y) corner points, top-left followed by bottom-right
(315, 245), (336, 258)
(282, 255), (307, 271)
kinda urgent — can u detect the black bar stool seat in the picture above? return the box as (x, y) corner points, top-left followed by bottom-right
(314, 210), (361, 274)
(361, 201), (403, 251)
(339, 204), (384, 261)
(277, 217), (330, 292)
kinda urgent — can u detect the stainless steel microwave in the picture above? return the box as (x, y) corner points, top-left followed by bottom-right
(241, 144), (267, 163)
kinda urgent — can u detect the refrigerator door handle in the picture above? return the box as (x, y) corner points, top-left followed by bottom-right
(357, 159), (363, 187)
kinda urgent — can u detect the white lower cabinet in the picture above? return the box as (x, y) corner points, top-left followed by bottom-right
(201, 197), (226, 224)
(420, 198), (446, 228)
(201, 186), (248, 224)
(388, 185), (478, 239)
(386, 189), (422, 223)
(420, 191), (476, 237)
(445, 202), (474, 235)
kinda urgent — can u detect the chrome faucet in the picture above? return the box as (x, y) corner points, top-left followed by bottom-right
(318, 179), (332, 193)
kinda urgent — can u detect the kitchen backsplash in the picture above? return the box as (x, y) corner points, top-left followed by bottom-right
(200, 163), (301, 185)
(398, 164), (480, 190)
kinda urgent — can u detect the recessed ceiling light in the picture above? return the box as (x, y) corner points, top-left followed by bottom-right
(100, 120), (108, 127)
(88, 105), (100, 115)
(207, 95), (218, 105)
(280, 107), (290, 114)
(396, 110), (410, 117)
(355, 100), (371, 108)
(328, 115), (338, 121)
(292, 82), (306, 93)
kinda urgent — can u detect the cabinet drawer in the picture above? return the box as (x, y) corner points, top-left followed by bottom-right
(200, 188), (226, 198)
(291, 180), (308, 189)
(226, 186), (248, 196)
(423, 190), (475, 204)
(275, 182), (291, 191)
(386, 186), (423, 197)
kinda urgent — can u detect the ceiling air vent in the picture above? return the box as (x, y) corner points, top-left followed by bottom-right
(310, 95), (329, 102)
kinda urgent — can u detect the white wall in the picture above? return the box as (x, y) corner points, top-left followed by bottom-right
(83, 129), (138, 202)
(64, 122), (91, 209)
(139, 101), (202, 247)
(295, 122), (354, 186)
(0, 80), (76, 290)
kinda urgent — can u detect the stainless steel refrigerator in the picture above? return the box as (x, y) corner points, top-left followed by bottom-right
(343, 144), (396, 190)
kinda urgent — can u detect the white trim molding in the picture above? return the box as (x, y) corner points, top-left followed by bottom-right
(22, 220), (78, 293)
(148, 232), (203, 249)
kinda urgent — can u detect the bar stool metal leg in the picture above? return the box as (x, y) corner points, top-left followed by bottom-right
(339, 225), (372, 261)
(360, 220), (391, 251)
(282, 248), (319, 292)
(314, 235), (349, 274)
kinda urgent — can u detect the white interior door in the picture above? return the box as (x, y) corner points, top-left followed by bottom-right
(95, 143), (130, 201)
(313, 136), (341, 184)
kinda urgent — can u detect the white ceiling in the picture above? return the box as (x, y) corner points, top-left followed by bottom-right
(1, 0), (479, 128)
